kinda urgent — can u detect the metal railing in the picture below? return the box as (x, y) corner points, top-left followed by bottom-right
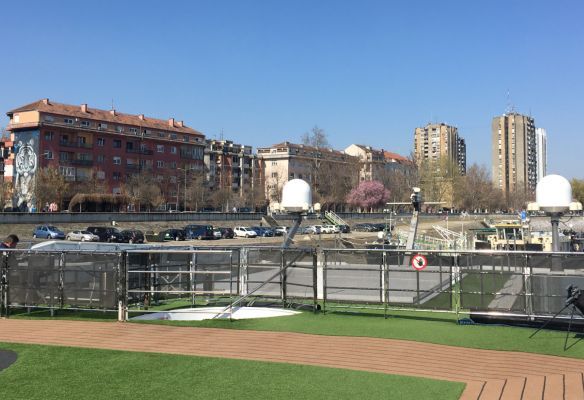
(2, 247), (584, 323)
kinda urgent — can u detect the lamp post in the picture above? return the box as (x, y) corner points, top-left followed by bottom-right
(177, 167), (196, 212)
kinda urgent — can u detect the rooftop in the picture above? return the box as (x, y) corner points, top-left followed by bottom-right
(7, 98), (204, 137)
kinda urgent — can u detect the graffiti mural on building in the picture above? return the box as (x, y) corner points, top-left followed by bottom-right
(13, 130), (39, 210)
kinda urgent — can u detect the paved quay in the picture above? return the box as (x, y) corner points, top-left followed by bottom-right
(1, 319), (584, 399)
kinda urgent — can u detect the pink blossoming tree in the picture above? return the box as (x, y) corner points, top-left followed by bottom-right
(346, 180), (390, 211)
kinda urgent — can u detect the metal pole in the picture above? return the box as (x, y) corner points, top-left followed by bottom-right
(184, 168), (187, 212)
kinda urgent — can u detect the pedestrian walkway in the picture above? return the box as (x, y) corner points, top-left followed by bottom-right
(1, 319), (584, 399)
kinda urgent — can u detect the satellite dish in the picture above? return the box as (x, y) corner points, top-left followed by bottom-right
(281, 179), (312, 213)
(536, 175), (571, 213)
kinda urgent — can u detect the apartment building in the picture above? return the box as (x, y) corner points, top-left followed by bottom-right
(256, 142), (358, 202)
(491, 112), (537, 197)
(5, 98), (206, 210)
(204, 139), (262, 197)
(535, 128), (547, 182)
(344, 144), (386, 181)
(413, 123), (466, 175)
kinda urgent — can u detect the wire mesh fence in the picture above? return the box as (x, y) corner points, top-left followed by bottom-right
(3, 247), (584, 321)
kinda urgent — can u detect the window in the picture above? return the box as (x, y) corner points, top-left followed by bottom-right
(59, 152), (70, 161)
(113, 156), (121, 165)
(96, 171), (105, 180)
(116, 126), (124, 133)
(59, 166), (75, 179)
(157, 145), (164, 153)
(44, 115), (54, 122)
(97, 154), (105, 163)
(81, 121), (90, 127)
(158, 132), (166, 138)
(271, 161), (277, 166)
(143, 129), (151, 137)
(113, 139), (122, 148)
(64, 118), (74, 125)
(170, 146), (177, 154)
(126, 142), (134, 151)
(98, 123), (108, 130)
(44, 131), (54, 140)
(183, 135), (189, 142)
(170, 133), (177, 140)
(97, 138), (105, 147)
(78, 136), (87, 145)
(112, 187), (121, 195)
(113, 172), (121, 181)
(271, 172), (278, 178)
(170, 176), (177, 183)
(157, 160), (164, 168)
(129, 127), (138, 134)
(170, 161), (177, 169)
(44, 151), (53, 159)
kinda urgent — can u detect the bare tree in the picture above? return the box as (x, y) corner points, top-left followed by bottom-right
(0, 180), (13, 210)
(418, 156), (461, 209)
(71, 168), (108, 197)
(453, 164), (494, 212)
(185, 169), (211, 211)
(35, 166), (69, 211)
(572, 179), (584, 204)
(301, 125), (330, 148)
(124, 174), (164, 211)
(315, 157), (359, 210)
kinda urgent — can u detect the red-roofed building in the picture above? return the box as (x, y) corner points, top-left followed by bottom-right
(257, 141), (358, 203)
(4, 99), (206, 210)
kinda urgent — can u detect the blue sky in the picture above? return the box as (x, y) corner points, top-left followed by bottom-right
(1, 1), (582, 178)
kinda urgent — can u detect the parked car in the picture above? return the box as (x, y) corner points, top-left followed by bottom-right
(338, 224), (351, 233)
(305, 225), (322, 234)
(33, 225), (65, 240)
(252, 226), (274, 237)
(322, 225), (340, 234)
(217, 227), (235, 239)
(86, 227), (124, 242)
(353, 223), (376, 232)
(274, 226), (288, 236)
(65, 230), (99, 242)
(234, 226), (257, 238)
(120, 229), (145, 244)
(160, 228), (186, 241)
(183, 225), (215, 240)
(212, 229), (223, 239)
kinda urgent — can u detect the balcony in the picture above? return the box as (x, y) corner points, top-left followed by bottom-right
(69, 159), (94, 166)
(59, 141), (93, 149)
(126, 148), (154, 155)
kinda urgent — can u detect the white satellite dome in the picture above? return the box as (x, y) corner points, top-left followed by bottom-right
(281, 179), (312, 212)
(536, 174), (572, 212)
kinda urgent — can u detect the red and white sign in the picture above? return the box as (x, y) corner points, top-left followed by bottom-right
(411, 254), (428, 271)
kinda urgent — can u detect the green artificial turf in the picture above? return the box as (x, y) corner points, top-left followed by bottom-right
(134, 309), (584, 359)
(0, 343), (464, 400)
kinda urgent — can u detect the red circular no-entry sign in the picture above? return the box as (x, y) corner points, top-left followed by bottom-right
(411, 254), (428, 271)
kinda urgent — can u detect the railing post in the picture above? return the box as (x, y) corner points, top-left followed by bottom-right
(524, 253), (533, 319)
(118, 251), (127, 322)
(382, 250), (388, 319)
(322, 250), (328, 314)
(312, 249), (318, 313)
(280, 249), (287, 306)
(453, 252), (461, 317)
(0, 253), (8, 318)
(239, 248), (248, 297)
(190, 252), (197, 306)
(57, 252), (65, 314)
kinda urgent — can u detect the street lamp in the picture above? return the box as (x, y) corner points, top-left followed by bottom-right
(177, 167), (197, 212)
